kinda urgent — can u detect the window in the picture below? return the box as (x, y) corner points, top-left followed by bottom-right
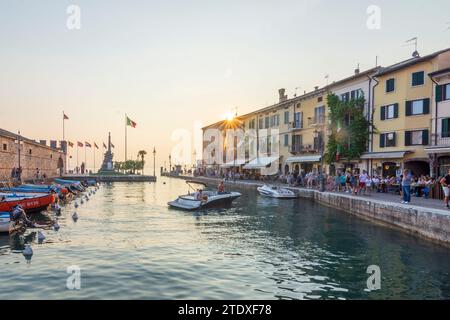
(380, 132), (396, 148)
(440, 84), (450, 102)
(284, 134), (289, 146)
(258, 118), (263, 129)
(248, 119), (255, 129)
(294, 112), (303, 129)
(386, 78), (395, 93)
(284, 111), (290, 124)
(29, 149), (32, 155)
(2, 143), (6, 151)
(405, 130), (429, 146)
(318, 97), (323, 103)
(380, 104), (398, 120)
(351, 89), (363, 100)
(270, 115), (279, 127)
(340, 92), (350, 102)
(412, 71), (425, 86)
(264, 117), (269, 129)
(292, 135), (302, 152)
(447, 84), (450, 101)
(406, 99), (430, 116)
(314, 106), (325, 123)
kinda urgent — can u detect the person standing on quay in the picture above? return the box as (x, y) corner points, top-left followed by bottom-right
(440, 169), (450, 209)
(402, 169), (412, 204)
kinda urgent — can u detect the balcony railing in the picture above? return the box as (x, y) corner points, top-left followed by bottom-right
(289, 144), (318, 154)
(288, 121), (303, 131)
(434, 133), (450, 146)
(308, 116), (326, 127)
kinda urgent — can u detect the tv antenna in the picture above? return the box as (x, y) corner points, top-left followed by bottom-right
(405, 37), (419, 57)
(324, 75), (329, 86)
(294, 86), (301, 97)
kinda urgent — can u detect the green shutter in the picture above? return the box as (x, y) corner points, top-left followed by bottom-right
(423, 99), (430, 114)
(405, 131), (412, 146)
(443, 119), (450, 138)
(380, 134), (385, 148)
(392, 133), (396, 147)
(436, 85), (443, 102)
(405, 101), (412, 116)
(380, 106), (386, 120)
(422, 130), (429, 145)
(394, 104), (399, 118)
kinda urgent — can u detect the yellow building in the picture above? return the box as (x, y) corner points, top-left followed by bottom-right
(366, 48), (450, 177)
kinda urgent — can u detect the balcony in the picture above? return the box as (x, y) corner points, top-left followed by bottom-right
(434, 133), (450, 146)
(289, 144), (318, 155)
(288, 121), (303, 131)
(308, 116), (326, 127)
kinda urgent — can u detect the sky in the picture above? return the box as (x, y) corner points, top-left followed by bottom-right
(0, 0), (449, 171)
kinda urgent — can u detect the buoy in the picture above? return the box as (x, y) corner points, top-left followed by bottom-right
(72, 212), (78, 221)
(23, 244), (33, 260)
(53, 221), (60, 231)
(37, 231), (46, 243)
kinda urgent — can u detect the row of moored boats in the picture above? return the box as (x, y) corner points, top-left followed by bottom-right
(0, 178), (98, 235)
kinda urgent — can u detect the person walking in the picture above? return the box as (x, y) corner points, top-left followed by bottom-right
(402, 169), (412, 204)
(440, 169), (450, 209)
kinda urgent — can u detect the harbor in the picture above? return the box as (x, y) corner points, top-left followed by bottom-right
(1, 177), (450, 300)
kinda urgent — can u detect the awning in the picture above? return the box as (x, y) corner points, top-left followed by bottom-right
(426, 147), (450, 154)
(286, 155), (321, 163)
(243, 156), (279, 170)
(220, 159), (247, 168)
(360, 151), (410, 160)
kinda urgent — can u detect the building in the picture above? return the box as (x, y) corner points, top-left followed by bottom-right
(0, 128), (66, 180)
(366, 48), (450, 177)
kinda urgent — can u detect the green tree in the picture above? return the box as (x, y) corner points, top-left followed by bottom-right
(324, 93), (373, 164)
(137, 150), (147, 175)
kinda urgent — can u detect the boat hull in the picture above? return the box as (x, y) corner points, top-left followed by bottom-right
(0, 194), (56, 214)
(0, 212), (9, 233)
(257, 186), (298, 199)
(168, 192), (242, 211)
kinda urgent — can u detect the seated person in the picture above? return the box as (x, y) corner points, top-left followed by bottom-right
(218, 181), (225, 194)
(197, 189), (208, 202)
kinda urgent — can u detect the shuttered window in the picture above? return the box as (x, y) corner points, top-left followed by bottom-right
(386, 78), (395, 93)
(406, 99), (430, 116)
(284, 111), (290, 124)
(380, 132), (396, 148)
(412, 71), (425, 86)
(405, 130), (429, 146)
(380, 104), (398, 120)
(442, 119), (450, 138)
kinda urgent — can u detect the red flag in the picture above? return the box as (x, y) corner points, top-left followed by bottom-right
(77, 141), (83, 147)
(64, 113), (69, 120)
(126, 116), (137, 128)
(85, 142), (92, 148)
(68, 141), (74, 148)
(94, 142), (99, 149)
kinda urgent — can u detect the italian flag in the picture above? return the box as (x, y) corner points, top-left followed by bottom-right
(126, 116), (137, 128)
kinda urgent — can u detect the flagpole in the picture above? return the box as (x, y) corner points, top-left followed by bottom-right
(94, 146), (96, 173)
(85, 145), (87, 174)
(77, 144), (79, 172)
(63, 111), (66, 174)
(125, 114), (127, 162)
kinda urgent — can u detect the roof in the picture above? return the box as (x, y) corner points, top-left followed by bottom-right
(325, 67), (381, 90)
(376, 47), (450, 77)
(0, 128), (63, 152)
(429, 67), (450, 78)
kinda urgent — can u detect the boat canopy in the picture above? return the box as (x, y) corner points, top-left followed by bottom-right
(243, 156), (279, 170)
(286, 155), (322, 163)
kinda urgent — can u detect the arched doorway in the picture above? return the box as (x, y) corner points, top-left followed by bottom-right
(404, 160), (430, 177)
(382, 162), (398, 178)
(294, 164), (300, 174)
(284, 164), (290, 175)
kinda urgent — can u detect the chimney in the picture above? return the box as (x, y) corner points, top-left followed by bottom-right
(278, 88), (287, 102)
(355, 63), (360, 75)
(39, 140), (47, 146)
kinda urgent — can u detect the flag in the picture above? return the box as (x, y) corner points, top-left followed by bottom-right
(64, 113), (69, 120)
(103, 142), (107, 149)
(77, 141), (83, 147)
(85, 142), (92, 148)
(126, 116), (137, 128)
(94, 142), (99, 149)
(68, 141), (74, 148)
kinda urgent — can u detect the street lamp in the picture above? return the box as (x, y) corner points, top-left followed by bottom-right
(169, 154), (172, 175)
(153, 147), (156, 177)
(315, 129), (325, 192)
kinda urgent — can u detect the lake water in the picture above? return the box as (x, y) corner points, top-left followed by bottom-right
(0, 178), (449, 300)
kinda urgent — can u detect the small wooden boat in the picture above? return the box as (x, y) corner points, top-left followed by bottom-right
(0, 194), (56, 214)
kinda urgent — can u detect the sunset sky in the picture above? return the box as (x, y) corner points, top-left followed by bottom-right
(1, 0), (449, 170)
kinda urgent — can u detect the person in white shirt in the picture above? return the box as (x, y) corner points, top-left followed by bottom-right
(359, 171), (369, 195)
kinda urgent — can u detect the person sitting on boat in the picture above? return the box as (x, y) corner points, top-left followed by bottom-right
(10, 205), (34, 228)
(197, 189), (208, 202)
(218, 181), (225, 194)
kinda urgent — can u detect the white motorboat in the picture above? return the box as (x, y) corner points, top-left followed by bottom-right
(257, 185), (298, 199)
(0, 212), (10, 233)
(168, 181), (241, 210)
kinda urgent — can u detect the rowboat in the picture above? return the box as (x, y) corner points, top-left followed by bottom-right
(0, 194), (56, 214)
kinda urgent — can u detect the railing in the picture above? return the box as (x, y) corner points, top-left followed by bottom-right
(434, 133), (450, 146)
(289, 144), (318, 154)
(288, 121), (303, 131)
(308, 116), (326, 127)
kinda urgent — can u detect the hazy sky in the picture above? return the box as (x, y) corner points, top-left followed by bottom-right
(0, 0), (449, 170)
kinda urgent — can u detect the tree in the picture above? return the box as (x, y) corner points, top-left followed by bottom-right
(324, 93), (373, 165)
(137, 150), (147, 175)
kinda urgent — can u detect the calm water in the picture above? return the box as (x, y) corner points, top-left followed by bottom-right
(0, 178), (449, 300)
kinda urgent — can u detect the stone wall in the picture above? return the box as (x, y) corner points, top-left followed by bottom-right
(0, 133), (66, 180)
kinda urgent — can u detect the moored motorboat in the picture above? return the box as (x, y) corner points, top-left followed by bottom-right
(0, 212), (10, 233)
(168, 181), (241, 210)
(257, 185), (298, 199)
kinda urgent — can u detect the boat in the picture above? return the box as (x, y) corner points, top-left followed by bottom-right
(0, 212), (9, 233)
(168, 181), (241, 210)
(257, 185), (298, 199)
(0, 194), (56, 214)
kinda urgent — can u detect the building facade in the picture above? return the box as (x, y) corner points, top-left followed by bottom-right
(0, 128), (66, 180)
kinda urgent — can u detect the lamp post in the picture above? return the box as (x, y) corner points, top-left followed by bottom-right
(192, 150), (197, 176)
(153, 147), (156, 177)
(169, 154), (172, 175)
(315, 129), (325, 192)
